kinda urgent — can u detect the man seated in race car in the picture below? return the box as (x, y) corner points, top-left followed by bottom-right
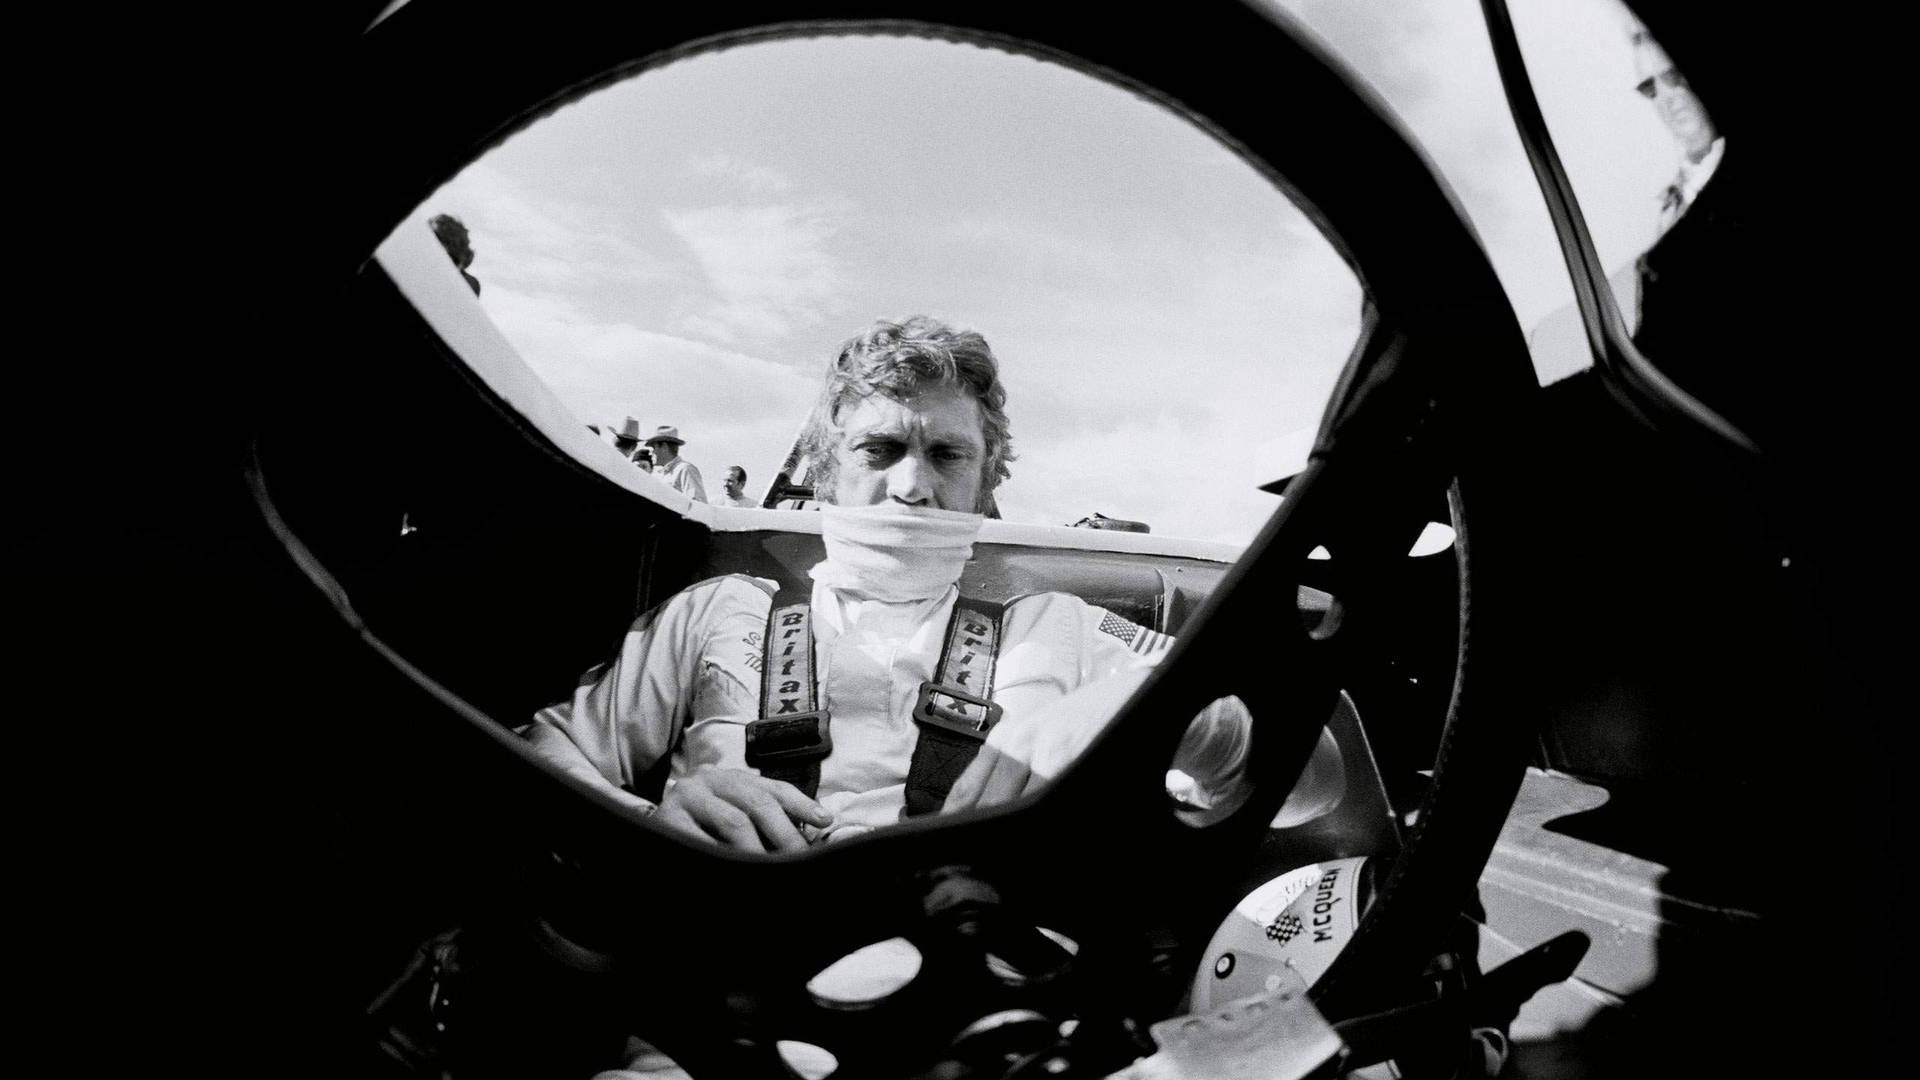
(521, 315), (1263, 851)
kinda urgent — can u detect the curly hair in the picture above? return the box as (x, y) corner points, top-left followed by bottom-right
(800, 316), (1014, 512)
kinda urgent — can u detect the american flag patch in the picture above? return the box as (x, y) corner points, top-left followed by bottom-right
(1098, 610), (1172, 656)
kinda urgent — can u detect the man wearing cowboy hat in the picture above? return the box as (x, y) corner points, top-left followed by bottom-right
(645, 425), (706, 503)
(611, 417), (646, 464)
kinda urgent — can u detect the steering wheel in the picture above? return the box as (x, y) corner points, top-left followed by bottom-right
(288, 2), (1545, 1076)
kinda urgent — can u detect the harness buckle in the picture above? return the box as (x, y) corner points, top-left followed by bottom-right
(913, 682), (1004, 741)
(744, 711), (833, 768)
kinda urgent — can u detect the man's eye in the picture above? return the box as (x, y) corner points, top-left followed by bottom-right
(856, 444), (899, 464)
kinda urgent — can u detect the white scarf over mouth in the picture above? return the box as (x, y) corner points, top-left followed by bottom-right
(809, 503), (986, 602)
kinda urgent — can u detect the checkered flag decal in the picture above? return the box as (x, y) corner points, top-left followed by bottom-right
(1265, 912), (1304, 945)
(1097, 610), (1172, 656)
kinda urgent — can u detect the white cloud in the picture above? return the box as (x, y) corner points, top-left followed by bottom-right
(1272, 0), (1691, 334)
(920, 201), (1361, 544)
(429, 164), (655, 294)
(407, 10), (1689, 545)
(476, 283), (816, 485)
(662, 202), (846, 345)
(998, 408), (1315, 545)
(687, 152), (795, 196)
(412, 160), (827, 486)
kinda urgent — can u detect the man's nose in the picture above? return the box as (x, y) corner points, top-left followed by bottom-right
(886, 454), (933, 506)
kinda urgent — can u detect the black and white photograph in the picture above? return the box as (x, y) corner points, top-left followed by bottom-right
(13, 1), (1891, 1077)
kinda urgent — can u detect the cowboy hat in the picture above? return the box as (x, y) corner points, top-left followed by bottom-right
(645, 424), (686, 446)
(615, 417), (643, 442)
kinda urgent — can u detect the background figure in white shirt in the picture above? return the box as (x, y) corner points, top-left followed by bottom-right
(715, 466), (756, 508)
(1632, 24), (1724, 231)
(645, 425), (706, 502)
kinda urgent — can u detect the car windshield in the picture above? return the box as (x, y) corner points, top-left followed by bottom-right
(398, 32), (1363, 546)
(393, 0), (1703, 544)
(1260, 0), (1722, 383)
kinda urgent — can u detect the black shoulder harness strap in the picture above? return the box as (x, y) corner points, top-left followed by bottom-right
(744, 590), (1005, 811)
(904, 595), (1006, 817)
(744, 587), (832, 798)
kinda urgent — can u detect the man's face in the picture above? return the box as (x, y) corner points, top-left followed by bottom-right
(1636, 42), (1716, 158)
(724, 470), (744, 497)
(648, 440), (677, 463)
(830, 387), (986, 512)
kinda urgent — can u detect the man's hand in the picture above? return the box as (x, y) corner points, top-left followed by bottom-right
(942, 672), (1258, 822)
(653, 765), (833, 853)
(938, 725), (1040, 810)
(943, 670), (1153, 811)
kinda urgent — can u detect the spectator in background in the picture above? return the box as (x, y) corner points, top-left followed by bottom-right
(1526, 25), (1722, 371)
(633, 448), (654, 474)
(428, 214), (482, 296)
(1631, 26), (1723, 231)
(645, 426), (706, 502)
(714, 466), (756, 508)
(612, 417), (645, 463)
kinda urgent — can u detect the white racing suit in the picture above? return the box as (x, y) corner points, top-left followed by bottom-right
(522, 573), (1191, 842)
(520, 504), (1306, 1078)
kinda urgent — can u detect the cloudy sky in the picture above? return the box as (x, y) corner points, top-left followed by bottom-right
(402, 0), (1700, 546)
